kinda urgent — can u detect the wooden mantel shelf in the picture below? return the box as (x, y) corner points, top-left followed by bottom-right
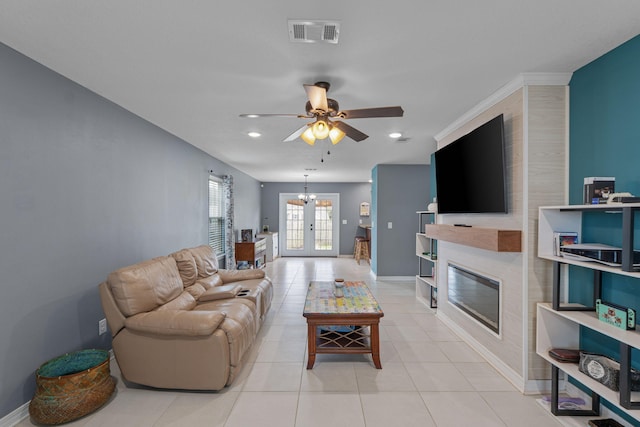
(424, 224), (522, 252)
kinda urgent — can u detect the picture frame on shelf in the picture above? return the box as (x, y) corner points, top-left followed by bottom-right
(241, 229), (253, 242)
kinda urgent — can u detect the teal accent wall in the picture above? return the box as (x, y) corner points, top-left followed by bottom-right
(371, 166), (379, 275)
(569, 35), (640, 205)
(568, 34), (640, 425)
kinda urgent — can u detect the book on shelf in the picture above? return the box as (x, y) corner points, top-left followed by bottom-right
(553, 232), (579, 256)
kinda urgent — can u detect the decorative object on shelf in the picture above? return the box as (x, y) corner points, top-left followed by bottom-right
(298, 174), (316, 204)
(588, 418), (625, 427)
(553, 231), (579, 256)
(578, 352), (640, 392)
(584, 176), (615, 204)
(596, 299), (636, 330)
(359, 202), (370, 217)
(607, 192), (640, 204)
(241, 229), (253, 242)
(29, 349), (115, 425)
(548, 348), (581, 363)
(427, 197), (437, 213)
(579, 352), (621, 391)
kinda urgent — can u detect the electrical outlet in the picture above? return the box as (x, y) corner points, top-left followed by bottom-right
(98, 318), (107, 335)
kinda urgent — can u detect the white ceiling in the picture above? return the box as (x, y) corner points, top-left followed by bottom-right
(1, 1), (639, 182)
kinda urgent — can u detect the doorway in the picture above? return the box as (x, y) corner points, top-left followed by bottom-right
(278, 193), (340, 257)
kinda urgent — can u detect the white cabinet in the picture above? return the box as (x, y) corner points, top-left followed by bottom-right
(536, 203), (640, 420)
(257, 232), (278, 261)
(416, 211), (437, 308)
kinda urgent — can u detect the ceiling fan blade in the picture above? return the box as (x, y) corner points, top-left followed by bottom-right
(333, 121), (368, 142)
(283, 124), (310, 142)
(240, 113), (306, 118)
(304, 84), (328, 112)
(338, 106), (404, 119)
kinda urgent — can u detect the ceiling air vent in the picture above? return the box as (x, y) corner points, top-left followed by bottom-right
(288, 20), (340, 44)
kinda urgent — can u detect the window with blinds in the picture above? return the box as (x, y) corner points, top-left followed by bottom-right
(208, 176), (225, 257)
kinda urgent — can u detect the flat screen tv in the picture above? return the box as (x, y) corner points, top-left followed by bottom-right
(434, 114), (507, 214)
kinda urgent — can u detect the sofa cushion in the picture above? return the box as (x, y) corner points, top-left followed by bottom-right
(170, 249), (198, 287)
(184, 283), (207, 299)
(108, 257), (183, 317)
(189, 245), (218, 278)
(196, 274), (223, 290)
(156, 290), (197, 311)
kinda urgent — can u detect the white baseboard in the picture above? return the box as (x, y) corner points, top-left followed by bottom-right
(437, 310), (526, 392)
(372, 276), (414, 282)
(0, 402), (29, 427)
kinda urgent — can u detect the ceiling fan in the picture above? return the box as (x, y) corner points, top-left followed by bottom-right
(240, 81), (403, 145)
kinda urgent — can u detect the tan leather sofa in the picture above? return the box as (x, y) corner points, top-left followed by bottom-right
(98, 245), (273, 390)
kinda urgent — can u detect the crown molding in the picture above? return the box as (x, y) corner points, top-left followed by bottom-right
(435, 72), (573, 142)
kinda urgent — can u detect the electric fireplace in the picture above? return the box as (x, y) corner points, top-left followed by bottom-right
(447, 263), (500, 334)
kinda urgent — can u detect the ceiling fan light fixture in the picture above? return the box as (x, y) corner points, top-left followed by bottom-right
(389, 132), (402, 138)
(312, 119), (330, 140)
(301, 127), (316, 145)
(329, 126), (345, 145)
(247, 131), (261, 138)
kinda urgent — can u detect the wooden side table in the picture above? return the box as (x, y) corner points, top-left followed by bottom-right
(235, 238), (267, 268)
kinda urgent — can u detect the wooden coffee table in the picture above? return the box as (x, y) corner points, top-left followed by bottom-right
(303, 281), (384, 369)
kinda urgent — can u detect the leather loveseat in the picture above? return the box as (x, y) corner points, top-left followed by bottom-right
(98, 245), (273, 390)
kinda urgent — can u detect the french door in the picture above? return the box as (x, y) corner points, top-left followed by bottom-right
(278, 193), (339, 257)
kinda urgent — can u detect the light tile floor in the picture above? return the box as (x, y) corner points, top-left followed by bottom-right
(18, 257), (572, 427)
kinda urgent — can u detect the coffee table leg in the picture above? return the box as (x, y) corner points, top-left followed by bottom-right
(306, 322), (316, 369)
(371, 322), (382, 369)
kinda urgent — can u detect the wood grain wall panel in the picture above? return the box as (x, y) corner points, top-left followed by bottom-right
(526, 85), (568, 380)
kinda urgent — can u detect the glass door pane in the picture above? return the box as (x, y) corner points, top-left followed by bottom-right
(285, 199), (304, 251)
(314, 199), (333, 251)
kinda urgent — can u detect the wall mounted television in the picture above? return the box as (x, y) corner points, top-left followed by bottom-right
(434, 114), (507, 214)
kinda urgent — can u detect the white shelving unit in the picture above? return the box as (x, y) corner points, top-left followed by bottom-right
(416, 211), (437, 308)
(536, 203), (640, 421)
(257, 232), (278, 262)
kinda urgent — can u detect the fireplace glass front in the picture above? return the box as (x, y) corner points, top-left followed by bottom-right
(447, 263), (500, 334)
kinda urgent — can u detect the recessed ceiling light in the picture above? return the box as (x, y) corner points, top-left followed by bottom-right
(248, 132), (261, 138)
(389, 132), (402, 138)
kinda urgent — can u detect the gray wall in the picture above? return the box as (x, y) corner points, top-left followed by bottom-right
(372, 164), (430, 276)
(0, 43), (261, 417)
(260, 182), (372, 255)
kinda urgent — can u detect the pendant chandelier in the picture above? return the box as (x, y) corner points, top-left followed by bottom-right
(298, 175), (317, 204)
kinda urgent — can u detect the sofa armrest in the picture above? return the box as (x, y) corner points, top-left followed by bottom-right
(124, 310), (226, 337)
(199, 284), (242, 302)
(217, 268), (265, 283)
